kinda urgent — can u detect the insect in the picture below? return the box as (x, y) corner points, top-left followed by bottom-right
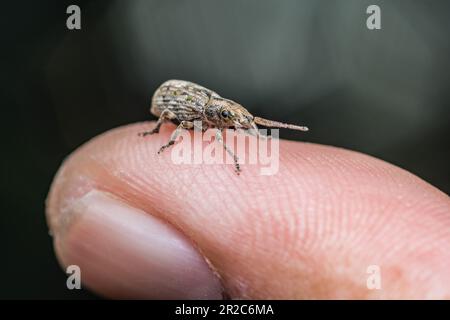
(139, 80), (308, 174)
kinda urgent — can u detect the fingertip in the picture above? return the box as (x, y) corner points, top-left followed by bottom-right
(46, 121), (450, 299)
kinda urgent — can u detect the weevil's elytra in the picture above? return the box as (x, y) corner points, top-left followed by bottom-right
(139, 80), (309, 174)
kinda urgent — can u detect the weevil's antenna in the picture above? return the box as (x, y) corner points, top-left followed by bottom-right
(254, 117), (309, 131)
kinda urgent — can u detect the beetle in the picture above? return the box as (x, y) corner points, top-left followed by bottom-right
(140, 80), (308, 174)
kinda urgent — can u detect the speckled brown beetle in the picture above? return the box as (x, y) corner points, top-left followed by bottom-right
(140, 80), (309, 174)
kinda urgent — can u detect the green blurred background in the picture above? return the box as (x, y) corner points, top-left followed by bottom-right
(1, 0), (449, 298)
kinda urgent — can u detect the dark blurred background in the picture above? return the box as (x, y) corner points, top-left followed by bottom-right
(1, 0), (449, 299)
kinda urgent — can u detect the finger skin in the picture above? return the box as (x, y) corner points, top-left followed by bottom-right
(46, 121), (450, 299)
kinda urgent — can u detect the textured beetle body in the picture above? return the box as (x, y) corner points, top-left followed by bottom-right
(150, 80), (255, 130)
(151, 80), (213, 123)
(141, 80), (309, 174)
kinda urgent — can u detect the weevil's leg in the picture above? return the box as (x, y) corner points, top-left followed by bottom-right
(192, 120), (205, 132)
(139, 109), (177, 137)
(247, 123), (271, 140)
(158, 121), (194, 154)
(215, 129), (241, 174)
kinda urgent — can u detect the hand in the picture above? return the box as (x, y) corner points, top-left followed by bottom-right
(45, 122), (450, 299)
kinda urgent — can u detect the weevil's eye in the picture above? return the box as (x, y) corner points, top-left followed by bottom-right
(220, 110), (230, 118)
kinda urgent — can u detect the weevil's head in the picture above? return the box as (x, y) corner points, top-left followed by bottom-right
(204, 97), (255, 129)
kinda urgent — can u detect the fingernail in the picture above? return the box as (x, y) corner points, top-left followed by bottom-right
(53, 190), (223, 299)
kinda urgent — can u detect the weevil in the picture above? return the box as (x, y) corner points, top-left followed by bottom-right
(139, 80), (309, 174)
